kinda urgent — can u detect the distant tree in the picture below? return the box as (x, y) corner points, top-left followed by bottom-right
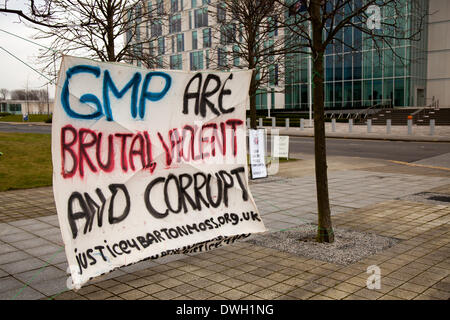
(0, 0), (66, 28)
(10, 88), (47, 101)
(30, 0), (168, 78)
(279, 0), (427, 243)
(0, 88), (8, 100)
(10, 90), (27, 100)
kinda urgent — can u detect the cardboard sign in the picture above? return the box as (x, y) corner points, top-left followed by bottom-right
(272, 135), (289, 159)
(249, 129), (268, 179)
(52, 56), (266, 289)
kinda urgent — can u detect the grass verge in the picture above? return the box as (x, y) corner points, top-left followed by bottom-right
(0, 132), (52, 191)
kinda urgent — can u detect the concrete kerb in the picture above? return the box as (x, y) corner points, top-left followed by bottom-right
(0, 122), (52, 127)
(264, 127), (450, 143)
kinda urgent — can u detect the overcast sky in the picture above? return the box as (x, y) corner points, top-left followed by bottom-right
(0, 0), (55, 98)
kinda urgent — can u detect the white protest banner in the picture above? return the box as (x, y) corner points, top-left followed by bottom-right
(52, 56), (266, 289)
(272, 135), (289, 159)
(249, 129), (268, 179)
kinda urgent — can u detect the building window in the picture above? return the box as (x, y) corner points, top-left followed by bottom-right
(135, 27), (141, 42)
(135, 4), (142, 23)
(218, 47), (227, 68)
(171, 0), (179, 13)
(157, 0), (164, 15)
(220, 24), (235, 45)
(268, 16), (278, 37)
(126, 10), (134, 43)
(126, 29), (133, 44)
(233, 45), (239, 67)
(158, 37), (165, 55)
(189, 11), (192, 29)
(149, 40), (155, 57)
(205, 50), (210, 69)
(265, 40), (274, 63)
(192, 31), (198, 50)
(177, 33), (184, 52)
(202, 28), (211, 48)
(147, 1), (153, 16)
(156, 56), (164, 68)
(150, 19), (162, 38)
(170, 54), (183, 70)
(169, 14), (181, 33)
(194, 8), (208, 28)
(9, 103), (22, 112)
(269, 64), (279, 86)
(190, 51), (204, 70)
(191, 0), (197, 8)
(255, 90), (267, 110)
(134, 4), (142, 42)
(217, 3), (226, 23)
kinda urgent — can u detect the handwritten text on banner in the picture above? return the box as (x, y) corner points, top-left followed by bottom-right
(52, 56), (266, 289)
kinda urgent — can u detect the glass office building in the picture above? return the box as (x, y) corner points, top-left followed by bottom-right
(282, 0), (429, 111)
(131, 0), (430, 111)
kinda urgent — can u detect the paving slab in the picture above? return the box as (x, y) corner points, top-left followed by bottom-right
(14, 265), (66, 283)
(0, 277), (26, 293)
(1, 257), (47, 274)
(1, 286), (46, 300)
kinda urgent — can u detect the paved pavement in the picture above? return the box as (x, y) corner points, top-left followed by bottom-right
(262, 122), (450, 142)
(413, 152), (450, 168)
(0, 154), (449, 300)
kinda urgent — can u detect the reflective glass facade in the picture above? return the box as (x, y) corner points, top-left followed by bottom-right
(284, 0), (429, 110)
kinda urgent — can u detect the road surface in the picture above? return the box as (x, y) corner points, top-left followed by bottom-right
(285, 136), (450, 162)
(0, 122), (51, 134)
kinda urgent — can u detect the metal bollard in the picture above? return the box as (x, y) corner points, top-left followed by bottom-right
(247, 118), (250, 128)
(349, 119), (353, 133)
(285, 118), (289, 130)
(430, 119), (435, 136)
(300, 118), (304, 130)
(407, 119), (412, 135)
(367, 119), (372, 133)
(259, 118), (262, 127)
(331, 118), (336, 132)
(386, 119), (391, 134)
(272, 117), (276, 128)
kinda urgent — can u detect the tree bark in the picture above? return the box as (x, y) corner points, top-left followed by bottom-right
(311, 0), (334, 243)
(249, 70), (257, 129)
(106, 0), (116, 62)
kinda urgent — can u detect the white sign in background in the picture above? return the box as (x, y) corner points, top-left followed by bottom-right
(272, 135), (289, 159)
(52, 56), (266, 289)
(249, 129), (268, 179)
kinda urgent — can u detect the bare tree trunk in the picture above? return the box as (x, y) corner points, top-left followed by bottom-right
(311, 0), (334, 243)
(249, 70), (257, 129)
(106, 0), (116, 61)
